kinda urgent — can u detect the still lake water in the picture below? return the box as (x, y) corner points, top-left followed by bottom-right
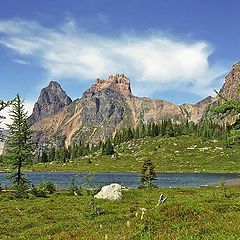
(0, 172), (239, 189)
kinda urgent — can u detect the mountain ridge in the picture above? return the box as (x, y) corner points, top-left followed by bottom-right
(29, 62), (240, 146)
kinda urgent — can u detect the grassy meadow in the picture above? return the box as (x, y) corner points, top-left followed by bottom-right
(1, 135), (240, 239)
(1, 186), (240, 239)
(1, 135), (238, 173)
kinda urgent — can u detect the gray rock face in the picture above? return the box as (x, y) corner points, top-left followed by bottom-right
(29, 74), (214, 146)
(94, 183), (122, 200)
(28, 81), (72, 125)
(30, 62), (240, 146)
(71, 81), (132, 144)
(219, 62), (240, 100)
(203, 62), (240, 124)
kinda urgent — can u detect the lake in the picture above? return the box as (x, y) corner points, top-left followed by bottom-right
(0, 172), (239, 189)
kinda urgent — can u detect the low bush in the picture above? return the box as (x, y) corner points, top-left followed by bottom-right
(30, 182), (56, 198)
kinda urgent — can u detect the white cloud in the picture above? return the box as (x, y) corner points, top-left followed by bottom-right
(0, 101), (34, 129)
(0, 18), (226, 98)
(13, 59), (30, 65)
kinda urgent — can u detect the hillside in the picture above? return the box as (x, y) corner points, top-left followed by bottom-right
(14, 135), (240, 173)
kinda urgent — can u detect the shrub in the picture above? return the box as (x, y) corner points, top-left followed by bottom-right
(39, 182), (56, 194)
(14, 182), (29, 198)
(30, 186), (48, 198)
(68, 176), (83, 196)
(30, 182), (56, 198)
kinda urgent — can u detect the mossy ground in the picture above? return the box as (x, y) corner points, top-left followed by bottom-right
(3, 135), (238, 173)
(1, 187), (240, 239)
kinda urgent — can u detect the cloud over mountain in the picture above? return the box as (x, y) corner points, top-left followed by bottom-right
(0, 18), (226, 97)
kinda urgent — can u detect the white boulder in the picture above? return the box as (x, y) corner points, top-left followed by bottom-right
(94, 183), (122, 201)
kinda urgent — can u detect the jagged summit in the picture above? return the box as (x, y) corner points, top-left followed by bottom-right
(29, 61), (240, 146)
(28, 81), (72, 125)
(48, 81), (62, 90)
(91, 74), (132, 98)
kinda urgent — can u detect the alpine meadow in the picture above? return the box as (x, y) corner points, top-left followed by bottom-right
(1, 1), (240, 239)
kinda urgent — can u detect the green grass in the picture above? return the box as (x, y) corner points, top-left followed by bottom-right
(1, 187), (240, 239)
(4, 135), (239, 173)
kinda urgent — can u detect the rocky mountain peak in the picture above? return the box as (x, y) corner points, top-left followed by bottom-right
(91, 74), (132, 98)
(48, 81), (63, 91)
(29, 62), (240, 146)
(28, 81), (72, 125)
(219, 61), (240, 100)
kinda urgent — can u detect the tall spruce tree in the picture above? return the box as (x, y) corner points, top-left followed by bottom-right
(102, 138), (114, 155)
(5, 94), (33, 186)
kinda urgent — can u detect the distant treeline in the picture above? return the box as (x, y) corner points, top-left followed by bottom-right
(35, 119), (228, 163)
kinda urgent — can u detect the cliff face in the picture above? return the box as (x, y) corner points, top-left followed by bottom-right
(219, 62), (240, 100)
(30, 61), (240, 146)
(180, 96), (215, 123)
(28, 81), (72, 125)
(203, 62), (240, 125)
(31, 75), (133, 146)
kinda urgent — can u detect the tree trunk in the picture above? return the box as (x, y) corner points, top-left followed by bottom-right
(17, 158), (22, 185)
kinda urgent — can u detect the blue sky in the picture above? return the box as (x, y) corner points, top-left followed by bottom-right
(0, 0), (239, 118)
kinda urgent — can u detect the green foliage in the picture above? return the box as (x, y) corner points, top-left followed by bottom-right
(8, 171), (28, 186)
(227, 129), (240, 146)
(140, 160), (157, 188)
(5, 94), (33, 186)
(113, 119), (226, 149)
(135, 222), (155, 240)
(102, 138), (115, 155)
(30, 186), (48, 198)
(41, 150), (49, 162)
(37, 140), (94, 163)
(82, 174), (103, 218)
(68, 175), (82, 196)
(211, 99), (240, 116)
(14, 182), (29, 198)
(84, 189), (103, 218)
(48, 147), (56, 162)
(30, 182), (56, 198)
(17, 134), (240, 173)
(39, 182), (56, 194)
(32, 117), (227, 165)
(1, 187), (240, 239)
(210, 96), (240, 146)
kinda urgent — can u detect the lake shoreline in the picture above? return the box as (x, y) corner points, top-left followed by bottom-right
(1, 168), (240, 174)
(201, 178), (240, 187)
(1, 171), (239, 189)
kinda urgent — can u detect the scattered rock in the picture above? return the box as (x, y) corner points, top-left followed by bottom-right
(94, 183), (122, 201)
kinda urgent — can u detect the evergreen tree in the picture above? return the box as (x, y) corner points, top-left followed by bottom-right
(70, 143), (78, 159)
(102, 138), (115, 155)
(41, 150), (48, 163)
(127, 127), (134, 140)
(140, 159), (157, 188)
(139, 121), (146, 138)
(5, 94), (33, 186)
(48, 147), (56, 162)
